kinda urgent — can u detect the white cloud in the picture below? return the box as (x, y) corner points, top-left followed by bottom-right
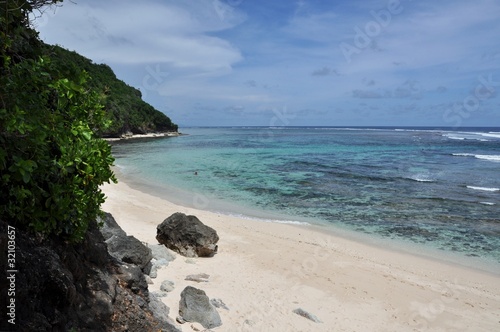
(34, 0), (500, 126)
(346, 0), (500, 73)
(37, 0), (244, 71)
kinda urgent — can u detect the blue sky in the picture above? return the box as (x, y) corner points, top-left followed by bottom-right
(35, 0), (500, 127)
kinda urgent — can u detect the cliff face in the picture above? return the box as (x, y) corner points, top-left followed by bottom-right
(0, 218), (176, 331)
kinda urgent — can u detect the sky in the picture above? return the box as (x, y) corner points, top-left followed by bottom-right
(34, 0), (500, 127)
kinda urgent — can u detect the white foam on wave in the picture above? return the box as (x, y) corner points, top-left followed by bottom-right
(394, 128), (441, 133)
(408, 176), (434, 182)
(482, 132), (500, 139)
(266, 219), (311, 226)
(475, 155), (500, 162)
(452, 153), (500, 162)
(466, 186), (500, 192)
(226, 212), (311, 226)
(323, 127), (383, 131)
(444, 134), (465, 140)
(479, 202), (495, 206)
(443, 131), (500, 142)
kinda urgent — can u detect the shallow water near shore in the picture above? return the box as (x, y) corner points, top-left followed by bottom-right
(110, 126), (500, 273)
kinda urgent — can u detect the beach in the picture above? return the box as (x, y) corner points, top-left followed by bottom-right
(101, 178), (500, 332)
(103, 131), (181, 142)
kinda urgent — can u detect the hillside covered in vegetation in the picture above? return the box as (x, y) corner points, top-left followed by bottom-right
(1, 1), (179, 329)
(45, 44), (178, 137)
(1, 0), (178, 240)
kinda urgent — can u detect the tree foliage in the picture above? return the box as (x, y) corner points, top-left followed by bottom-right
(45, 45), (178, 137)
(0, 0), (117, 241)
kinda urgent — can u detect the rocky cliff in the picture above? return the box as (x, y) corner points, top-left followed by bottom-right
(0, 217), (177, 331)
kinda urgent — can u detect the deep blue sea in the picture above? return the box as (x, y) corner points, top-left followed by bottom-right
(110, 127), (500, 272)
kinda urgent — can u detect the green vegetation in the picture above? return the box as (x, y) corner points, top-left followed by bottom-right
(0, 0), (175, 241)
(46, 45), (178, 136)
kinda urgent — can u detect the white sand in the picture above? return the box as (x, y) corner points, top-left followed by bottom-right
(101, 180), (500, 332)
(103, 132), (180, 142)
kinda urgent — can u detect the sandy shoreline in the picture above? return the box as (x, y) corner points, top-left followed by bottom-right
(101, 179), (500, 331)
(103, 131), (181, 141)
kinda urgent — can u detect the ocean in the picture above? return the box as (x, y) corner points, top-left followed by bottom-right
(110, 127), (500, 273)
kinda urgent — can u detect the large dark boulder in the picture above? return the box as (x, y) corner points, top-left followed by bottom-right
(179, 286), (222, 329)
(106, 235), (153, 273)
(99, 212), (153, 274)
(156, 212), (219, 257)
(98, 212), (127, 239)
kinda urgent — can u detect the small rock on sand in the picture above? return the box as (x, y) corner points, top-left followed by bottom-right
(160, 280), (175, 292)
(293, 308), (322, 323)
(185, 273), (210, 283)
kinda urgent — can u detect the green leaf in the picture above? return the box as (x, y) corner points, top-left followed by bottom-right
(22, 171), (30, 184)
(82, 131), (91, 140)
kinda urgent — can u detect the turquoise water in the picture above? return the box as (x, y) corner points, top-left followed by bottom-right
(111, 127), (500, 272)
